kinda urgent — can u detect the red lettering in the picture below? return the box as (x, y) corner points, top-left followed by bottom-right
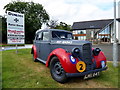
(8, 30), (24, 34)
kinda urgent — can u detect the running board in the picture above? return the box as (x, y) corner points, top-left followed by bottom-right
(37, 58), (46, 64)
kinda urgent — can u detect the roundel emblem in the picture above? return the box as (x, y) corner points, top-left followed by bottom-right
(76, 61), (86, 72)
(70, 55), (76, 64)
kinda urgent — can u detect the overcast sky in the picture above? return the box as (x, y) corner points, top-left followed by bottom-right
(0, 0), (120, 26)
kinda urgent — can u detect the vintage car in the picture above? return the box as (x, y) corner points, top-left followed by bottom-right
(31, 29), (107, 83)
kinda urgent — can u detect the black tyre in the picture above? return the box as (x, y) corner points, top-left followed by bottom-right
(50, 57), (68, 83)
(32, 53), (37, 62)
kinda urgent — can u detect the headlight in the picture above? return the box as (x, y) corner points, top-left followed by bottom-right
(72, 47), (80, 57)
(93, 48), (101, 56)
(101, 61), (105, 68)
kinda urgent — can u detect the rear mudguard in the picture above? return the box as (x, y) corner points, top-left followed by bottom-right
(46, 48), (79, 73)
(31, 45), (38, 59)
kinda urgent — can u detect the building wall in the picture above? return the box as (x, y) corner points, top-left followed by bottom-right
(73, 29), (100, 41)
(110, 23), (114, 43)
(86, 29), (100, 39)
(86, 29), (92, 39)
(72, 30), (87, 40)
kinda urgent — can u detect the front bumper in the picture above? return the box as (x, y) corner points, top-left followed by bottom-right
(66, 66), (107, 77)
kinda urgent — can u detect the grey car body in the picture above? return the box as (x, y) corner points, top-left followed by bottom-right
(32, 29), (107, 83)
(34, 29), (92, 68)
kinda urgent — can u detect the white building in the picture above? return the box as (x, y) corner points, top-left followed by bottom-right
(72, 1), (120, 44)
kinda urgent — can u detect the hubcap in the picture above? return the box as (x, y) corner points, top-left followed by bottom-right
(54, 62), (63, 75)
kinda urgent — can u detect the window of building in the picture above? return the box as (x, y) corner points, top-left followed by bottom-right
(99, 26), (110, 42)
(72, 30), (86, 40)
(73, 30), (86, 34)
(78, 36), (86, 40)
(99, 26), (110, 34)
(78, 30), (86, 34)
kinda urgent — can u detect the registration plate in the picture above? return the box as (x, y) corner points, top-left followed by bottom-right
(84, 72), (100, 79)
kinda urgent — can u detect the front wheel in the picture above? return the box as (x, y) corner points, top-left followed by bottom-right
(50, 57), (68, 83)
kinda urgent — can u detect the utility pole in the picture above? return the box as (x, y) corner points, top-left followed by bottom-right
(113, 0), (118, 67)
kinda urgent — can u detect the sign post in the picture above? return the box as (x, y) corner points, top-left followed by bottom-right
(7, 11), (25, 53)
(113, 0), (118, 67)
(15, 45), (18, 54)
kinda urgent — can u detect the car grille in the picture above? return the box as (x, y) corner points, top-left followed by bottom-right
(82, 43), (94, 71)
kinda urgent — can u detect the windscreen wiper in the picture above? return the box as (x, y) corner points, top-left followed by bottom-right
(54, 33), (61, 39)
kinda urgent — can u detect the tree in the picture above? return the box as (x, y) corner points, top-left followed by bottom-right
(46, 20), (58, 29)
(1, 16), (7, 44)
(4, 1), (49, 43)
(55, 22), (71, 31)
(0, 16), (3, 44)
(47, 20), (71, 31)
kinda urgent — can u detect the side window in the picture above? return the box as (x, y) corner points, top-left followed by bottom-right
(36, 32), (42, 40)
(43, 31), (49, 41)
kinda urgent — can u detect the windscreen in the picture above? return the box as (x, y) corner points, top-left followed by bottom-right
(52, 31), (73, 40)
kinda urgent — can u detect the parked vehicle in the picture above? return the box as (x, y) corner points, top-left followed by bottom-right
(31, 29), (107, 83)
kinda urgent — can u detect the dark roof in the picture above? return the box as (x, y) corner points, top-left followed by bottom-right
(72, 19), (113, 30)
(36, 29), (70, 34)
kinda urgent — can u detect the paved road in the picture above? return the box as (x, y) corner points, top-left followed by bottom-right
(0, 45), (32, 51)
(93, 44), (120, 61)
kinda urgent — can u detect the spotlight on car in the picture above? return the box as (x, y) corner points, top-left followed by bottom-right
(93, 48), (101, 56)
(72, 48), (80, 57)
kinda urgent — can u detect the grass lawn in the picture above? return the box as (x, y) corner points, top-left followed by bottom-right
(0, 50), (2, 89)
(0, 44), (25, 47)
(1, 49), (119, 88)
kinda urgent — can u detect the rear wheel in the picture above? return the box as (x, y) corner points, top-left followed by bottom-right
(32, 53), (37, 62)
(50, 57), (68, 83)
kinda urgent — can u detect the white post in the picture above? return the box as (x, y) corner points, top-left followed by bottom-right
(16, 44), (18, 54)
(113, 0), (118, 67)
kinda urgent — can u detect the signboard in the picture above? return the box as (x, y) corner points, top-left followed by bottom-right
(7, 11), (25, 44)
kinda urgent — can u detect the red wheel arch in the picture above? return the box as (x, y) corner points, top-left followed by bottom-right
(32, 45), (38, 59)
(92, 48), (107, 68)
(46, 48), (79, 73)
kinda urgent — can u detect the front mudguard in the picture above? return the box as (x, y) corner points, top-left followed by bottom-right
(93, 51), (107, 68)
(46, 48), (79, 73)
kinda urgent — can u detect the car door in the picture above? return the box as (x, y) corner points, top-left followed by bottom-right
(34, 31), (42, 59)
(38, 31), (51, 61)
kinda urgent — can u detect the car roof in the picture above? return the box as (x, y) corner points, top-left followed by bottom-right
(36, 29), (71, 34)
